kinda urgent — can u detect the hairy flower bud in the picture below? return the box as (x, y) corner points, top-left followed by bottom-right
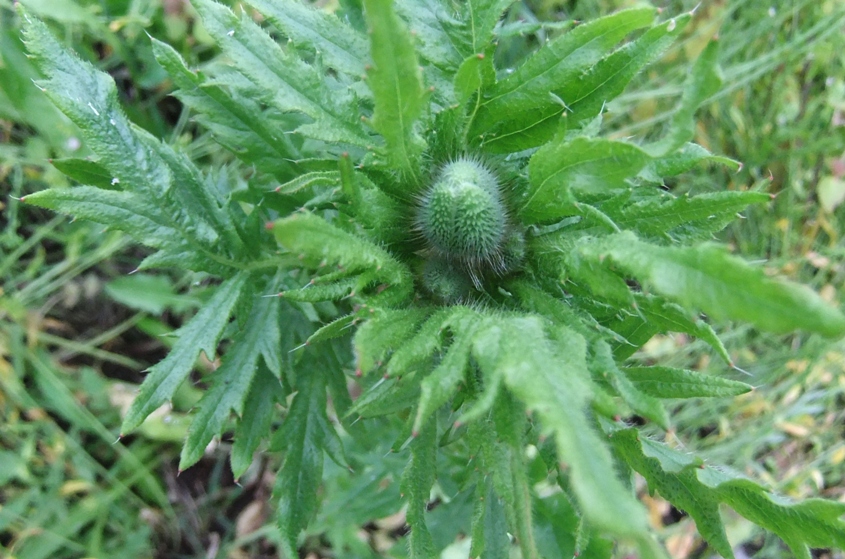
(417, 157), (506, 270)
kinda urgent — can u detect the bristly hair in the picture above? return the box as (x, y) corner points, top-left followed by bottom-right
(414, 154), (517, 291)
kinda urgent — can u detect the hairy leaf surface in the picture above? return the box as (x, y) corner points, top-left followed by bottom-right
(623, 367), (752, 399)
(193, 0), (369, 147)
(364, 0), (428, 175)
(470, 6), (656, 143)
(122, 272), (248, 434)
(180, 287), (282, 470)
(248, 0), (368, 77)
(586, 232), (845, 337)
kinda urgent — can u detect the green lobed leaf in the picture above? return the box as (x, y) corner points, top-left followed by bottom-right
(247, 0), (368, 77)
(613, 427), (845, 559)
(348, 373), (421, 418)
(469, 7), (655, 140)
(523, 137), (652, 223)
(192, 0), (370, 147)
(511, 281), (615, 343)
(641, 142), (740, 181)
(623, 367), (752, 399)
(699, 472), (845, 559)
(135, 248), (231, 276)
(23, 15), (239, 254)
(471, 6), (663, 152)
(611, 428), (734, 559)
(274, 369), (331, 558)
(412, 311), (481, 433)
(22, 13), (170, 200)
(105, 274), (200, 315)
(354, 308), (432, 374)
(21, 187), (181, 250)
(281, 278), (359, 303)
(635, 294), (732, 366)
(590, 340), (668, 428)
(231, 365), (284, 479)
(534, 492), (614, 559)
(150, 37), (300, 181)
(121, 272), (248, 434)
(470, 477), (510, 559)
(306, 314), (356, 345)
(647, 40), (722, 156)
(608, 191), (771, 242)
(466, 417), (515, 511)
(271, 212), (413, 301)
(394, 0), (465, 72)
(454, 356), (503, 425)
(149, 138), (246, 255)
(453, 52), (495, 106)
(489, 393), (542, 559)
(401, 417), (437, 559)
(564, 13), (691, 124)
(463, 0), (515, 54)
(471, 316), (649, 538)
(363, 0), (428, 175)
(561, 244), (637, 307)
(383, 307), (468, 378)
(274, 171), (341, 195)
(585, 232), (845, 337)
(179, 287), (282, 470)
(337, 164), (408, 244)
(50, 158), (117, 190)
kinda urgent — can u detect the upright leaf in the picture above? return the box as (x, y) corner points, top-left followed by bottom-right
(122, 272), (248, 434)
(363, 0), (428, 175)
(453, 52), (495, 105)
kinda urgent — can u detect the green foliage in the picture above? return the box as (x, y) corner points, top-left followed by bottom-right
(17, 0), (845, 558)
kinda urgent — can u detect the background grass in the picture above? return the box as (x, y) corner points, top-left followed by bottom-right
(1, 0), (844, 558)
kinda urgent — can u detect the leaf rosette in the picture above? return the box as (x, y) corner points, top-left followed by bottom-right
(18, 1), (845, 558)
